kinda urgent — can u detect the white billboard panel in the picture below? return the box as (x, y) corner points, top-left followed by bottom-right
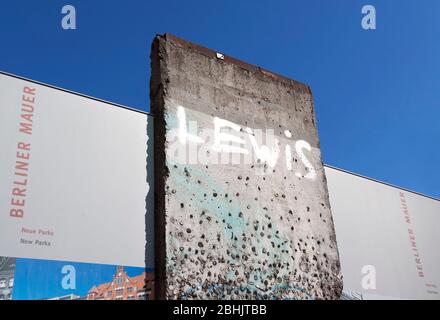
(325, 166), (440, 300)
(0, 72), (149, 268)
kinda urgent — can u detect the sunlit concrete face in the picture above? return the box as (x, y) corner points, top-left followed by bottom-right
(151, 34), (342, 299)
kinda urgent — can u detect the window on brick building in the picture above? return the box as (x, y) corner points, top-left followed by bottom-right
(115, 288), (123, 296)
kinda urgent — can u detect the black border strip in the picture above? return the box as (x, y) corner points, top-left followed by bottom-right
(0, 70), (150, 116)
(2, 70), (438, 203)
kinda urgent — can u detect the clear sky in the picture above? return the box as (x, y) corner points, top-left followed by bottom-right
(0, 0), (439, 198)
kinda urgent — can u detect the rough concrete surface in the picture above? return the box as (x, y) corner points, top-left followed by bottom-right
(151, 33), (343, 300)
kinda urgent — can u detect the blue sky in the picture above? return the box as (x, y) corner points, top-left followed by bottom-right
(0, 0), (439, 198)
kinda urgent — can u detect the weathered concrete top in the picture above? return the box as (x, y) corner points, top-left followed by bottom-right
(151, 33), (342, 300)
(163, 33), (311, 93)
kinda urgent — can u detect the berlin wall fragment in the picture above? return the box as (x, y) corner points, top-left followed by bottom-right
(150, 33), (343, 299)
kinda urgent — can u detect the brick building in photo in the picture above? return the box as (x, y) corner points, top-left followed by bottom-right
(86, 266), (154, 300)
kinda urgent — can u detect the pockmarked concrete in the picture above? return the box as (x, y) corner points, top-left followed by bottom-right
(151, 33), (343, 299)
